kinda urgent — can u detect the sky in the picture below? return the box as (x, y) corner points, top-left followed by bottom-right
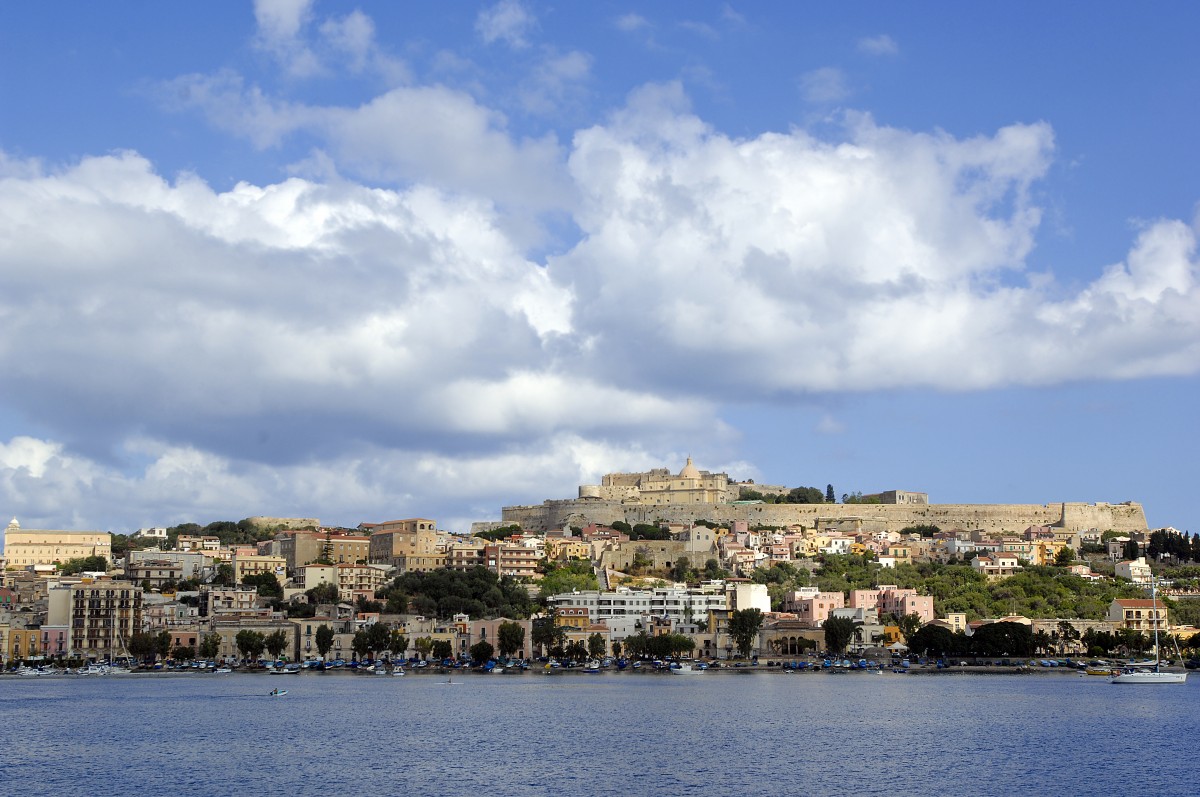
(0, 1), (1198, 538)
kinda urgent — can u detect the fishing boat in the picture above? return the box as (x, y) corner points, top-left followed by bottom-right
(269, 688), (288, 697)
(1111, 578), (1187, 684)
(670, 664), (703, 675)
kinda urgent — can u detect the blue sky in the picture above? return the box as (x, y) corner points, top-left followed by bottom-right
(0, 1), (1197, 537)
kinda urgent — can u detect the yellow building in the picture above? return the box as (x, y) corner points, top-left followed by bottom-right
(3, 519), (111, 569)
(365, 519), (440, 569)
(545, 538), (592, 561)
(5, 625), (41, 662)
(231, 553), (287, 584)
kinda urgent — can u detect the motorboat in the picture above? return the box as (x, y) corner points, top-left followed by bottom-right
(670, 664), (703, 675)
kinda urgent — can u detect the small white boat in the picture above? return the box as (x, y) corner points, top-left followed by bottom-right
(670, 664), (703, 676)
(213, 667), (232, 675)
(268, 689), (288, 697)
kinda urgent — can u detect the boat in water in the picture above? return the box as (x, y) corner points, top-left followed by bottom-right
(670, 664), (704, 676)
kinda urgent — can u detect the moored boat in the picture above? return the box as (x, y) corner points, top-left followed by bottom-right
(670, 664), (703, 675)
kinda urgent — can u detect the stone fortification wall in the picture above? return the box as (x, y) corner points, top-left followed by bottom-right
(1061, 502), (1148, 533)
(503, 499), (1147, 536)
(245, 516), (320, 531)
(599, 540), (692, 572)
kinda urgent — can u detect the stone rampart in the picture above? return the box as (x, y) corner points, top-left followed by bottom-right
(244, 516), (320, 531)
(502, 499), (1147, 536)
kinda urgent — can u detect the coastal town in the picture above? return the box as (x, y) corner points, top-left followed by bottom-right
(3, 460), (1198, 676)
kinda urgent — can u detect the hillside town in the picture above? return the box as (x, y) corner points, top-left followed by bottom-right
(2, 460), (1198, 673)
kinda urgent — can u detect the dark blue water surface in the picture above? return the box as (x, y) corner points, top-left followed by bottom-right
(2, 670), (1197, 797)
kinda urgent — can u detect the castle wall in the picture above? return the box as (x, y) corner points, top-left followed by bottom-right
(245, 516), (319, 531)
(502, 499), (1148, 536)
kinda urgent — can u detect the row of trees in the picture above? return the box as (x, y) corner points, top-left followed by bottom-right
(1147, 528), (1200, 563)
(907, 621), (1037, 658)
(128, 630), (226, 664)
(376, 566), (537, 619)
(738, 486), (828, 504)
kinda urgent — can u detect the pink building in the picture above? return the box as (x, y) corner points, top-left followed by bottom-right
(849, 585), (935, 624)
(40, 626), (68, 659)
(782, 590), (845, 626)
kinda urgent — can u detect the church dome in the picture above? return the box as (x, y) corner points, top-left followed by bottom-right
(678, 457), (701, 479)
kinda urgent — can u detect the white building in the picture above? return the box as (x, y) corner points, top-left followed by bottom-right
(547, 586), (728, 624)
(1115, 557), (1153, 584)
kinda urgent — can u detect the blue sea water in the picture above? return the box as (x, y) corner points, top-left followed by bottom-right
(1, 670), (1197, 797)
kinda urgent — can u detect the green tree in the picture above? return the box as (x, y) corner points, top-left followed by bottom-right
(315, 625), (335, 659)
(1123, 539), (1140, 561)
(306, 582), (339, 604)
(351, 630), (370, 661)
(532, 616), (564, 656)
(630, 546), (654, 574)
(672, 556), (693, 583)
(414, 637), (433, 660)
(234, 630), (266, 662)
(1056, 620), (1080, 654)
(469, 639), (495, 664)
(155, 630), (172, 661)
(729, 608), (765, 659)
(473, 524), (522, 542)
(587, 632), (606, 660)
(497, 621), (525, 658)
(538, 560), (599, 600)
(199, 633), (222, 660)
(264, 629), (290, 660)
(783, 486), (825, 504)
(825, 484), (836, 503)
(970, 621), (1034, 657)
(704, 558), (729, 580)
(564, 640), (588, 661)
(213, 563), (236, 587)
(896, 613), (924, 643)
(172, 645), (196, 661)
(243, 572), (283, 598)
(389, 631), (409, 659)
(908, 625), (961, 657)
(366, 623), (391, 659)
(127, 632), (158, 664)
(431, 640), (453, 660)
(823, 617), (858, 655)
(58, 555), (109, 575)
(314, 531), (335, 565)
(1055, 547), (1076, 567)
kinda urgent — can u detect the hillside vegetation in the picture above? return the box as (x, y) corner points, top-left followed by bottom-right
(754, 556), (1147, 621)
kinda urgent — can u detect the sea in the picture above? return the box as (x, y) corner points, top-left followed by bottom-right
(2, 669), (1197, 797)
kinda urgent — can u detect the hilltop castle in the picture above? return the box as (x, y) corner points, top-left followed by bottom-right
(501, 460), (1148, 535)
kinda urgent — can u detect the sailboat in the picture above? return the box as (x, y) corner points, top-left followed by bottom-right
(1111, 577), (1187, 684)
